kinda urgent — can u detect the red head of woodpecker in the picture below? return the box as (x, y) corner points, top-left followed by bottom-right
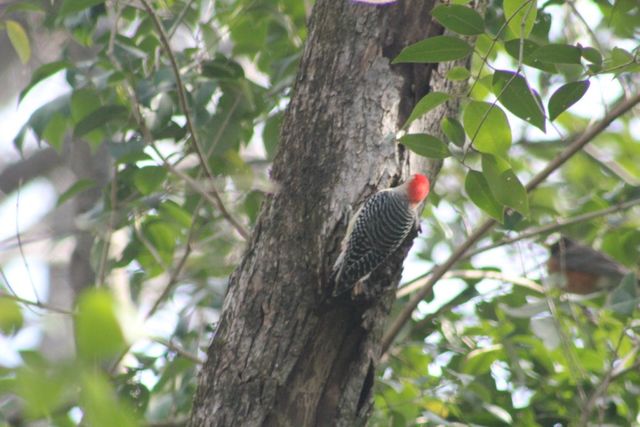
(332, 173), (431, 296)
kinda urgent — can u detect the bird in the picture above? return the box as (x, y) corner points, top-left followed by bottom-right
(547, 236), (631, 294)
(331, 173), (430, 297)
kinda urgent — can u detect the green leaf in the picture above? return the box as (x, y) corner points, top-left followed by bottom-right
(446, 66), (470, 81)
(133, 166), (167, 195)
(431, 4), (484, 35)
(581, 46), (602, 65)
(504, 39), (557, 72)
(482, 154), (529, 216)
(75, 289), (126, 361)
(463, 101), (512, 156)
(463, 346), (504, 374)
(71, 89), (101, 123)
(492, 70), (545, 131)
(42, 113), (67, 152)
(0, 299), (23, 334)
(19, 61), (71, 102)
(60, 0), (105, 17)
(441, 117), (465, 146)
(399, 134), (451, 159)
(548, 80), (590, 121)
(403, 92), (450, 129)
(74, 105), (129, 137)
(503, 0), (537, 39)
(608, 273), (638, 316)
(6, 20), (31, 64)
(531, 43), (582, 64)
(393, 36), (472, 64)
(465, 170), (503, 221)
(81, 372), (139, 427)
(57, 179), (97, 207)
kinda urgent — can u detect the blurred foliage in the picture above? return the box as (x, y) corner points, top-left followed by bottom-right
(0, 0), (639, 425)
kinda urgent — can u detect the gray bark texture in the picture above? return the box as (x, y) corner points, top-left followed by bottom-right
(190, 0), (472, 425)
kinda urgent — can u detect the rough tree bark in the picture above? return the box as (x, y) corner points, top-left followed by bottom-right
(190, 1), (472, 425)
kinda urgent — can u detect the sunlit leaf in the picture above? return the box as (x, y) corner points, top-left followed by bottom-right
(75, 289), (126, 361)
(399, 134), (451, 158)
(403, 92), (450, 129)
(432, 4), (484, 35)
(6, 20), (30, 64)
(0, 299), (23, 334)
(393, 36), (472, 64)
(446, 66), (470, 81)
(463, 101), (512, 156)
(503, 0), (537, 39)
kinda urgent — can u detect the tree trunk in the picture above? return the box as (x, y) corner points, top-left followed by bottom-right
(190, 0), (470, 425)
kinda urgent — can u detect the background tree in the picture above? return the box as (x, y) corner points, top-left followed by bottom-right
(0, 0), (639, 426)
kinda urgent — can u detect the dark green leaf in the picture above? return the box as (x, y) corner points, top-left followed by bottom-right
(608, 273), (638, 316)
(463, 101), (512, 156)
(431, 4), (484, 35)
(60, 0), (105, 17)
(581, 46), (602, 64)
(403, 92), (450, 129)
(6, 20), (30, 64)
(548, 80), (590, 121)
(75, 289), (126, 361)
(492, 70), (545, 131)
(74, 105), (129, 137)
(133, 166), (167, 195)
(504, 39), (557, 72)
(19, 61), (71, 102)
(81, 372), (139, 427)
(531, 44), (582, 64)
(482, 154), (529, 216)
(42, 113), (67, 152)
(399, 134), (451, 159)
(441, 117), (466, 147)
(504, 0), (537, 39)
(57, 179), (97, 207)
(71, 89), (101, 123)
(446, 66), (470, 81)
(393, 36), (472, 64)
(465, 170), (503, 221)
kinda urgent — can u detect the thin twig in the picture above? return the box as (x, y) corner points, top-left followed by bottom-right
(15, 181), (40, 303)
(138, 0), (249, 240)
(461, 197), (640, 260)
(396, 268), (544, 298)
(381, 92), (640, 354)
(151, 337), (204, 364)
(0, 291), (74, 315)
(146, 199), (203, 319)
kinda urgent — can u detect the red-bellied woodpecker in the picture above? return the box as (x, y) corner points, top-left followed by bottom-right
(331, 174), (430, 296)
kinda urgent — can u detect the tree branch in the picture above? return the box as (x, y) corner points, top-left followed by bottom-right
(381, 92), (640, 354)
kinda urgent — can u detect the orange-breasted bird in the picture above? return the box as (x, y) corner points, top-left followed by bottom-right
(547, 236), (631, 294)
